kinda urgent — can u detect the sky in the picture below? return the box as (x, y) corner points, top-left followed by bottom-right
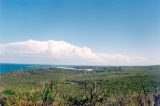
(0, 0), (160, 65)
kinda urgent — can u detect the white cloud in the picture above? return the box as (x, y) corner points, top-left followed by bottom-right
(0, 39), (147, 65)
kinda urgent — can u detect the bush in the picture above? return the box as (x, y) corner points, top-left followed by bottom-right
(3, 89), (15, 95)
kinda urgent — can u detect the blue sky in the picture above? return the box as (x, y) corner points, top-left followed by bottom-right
(0, 0), (160, 65)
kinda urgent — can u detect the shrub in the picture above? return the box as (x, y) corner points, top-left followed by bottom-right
(3, 89), (15, 95)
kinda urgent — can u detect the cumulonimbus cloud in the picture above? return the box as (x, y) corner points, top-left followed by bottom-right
(0, 39), (147, 65)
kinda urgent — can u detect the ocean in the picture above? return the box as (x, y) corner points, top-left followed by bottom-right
(0, 63), (54, 73)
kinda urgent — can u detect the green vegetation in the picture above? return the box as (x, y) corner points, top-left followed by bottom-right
(0, 66), (160, 106)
